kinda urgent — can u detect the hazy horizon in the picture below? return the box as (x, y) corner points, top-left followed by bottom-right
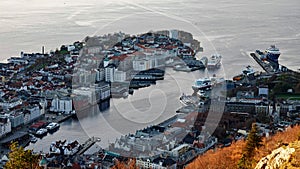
(1, 0), (299, 74)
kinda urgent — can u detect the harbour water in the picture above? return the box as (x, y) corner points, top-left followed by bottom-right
(1, 0), (299, 152)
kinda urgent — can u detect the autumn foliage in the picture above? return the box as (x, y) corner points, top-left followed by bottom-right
(186, 125), (300, 169)
(111, 159), (138, 169)
(5, 142), (42, 169)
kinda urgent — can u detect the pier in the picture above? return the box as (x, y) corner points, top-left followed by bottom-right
(250, 53), (275, 74)
(76, 136), (101, 155)
(250, 52), (297, 74)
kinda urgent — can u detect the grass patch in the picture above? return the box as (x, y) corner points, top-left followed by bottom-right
(276, 93), (300, 100)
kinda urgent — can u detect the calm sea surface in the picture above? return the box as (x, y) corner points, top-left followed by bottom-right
(1, 0), (299, 152)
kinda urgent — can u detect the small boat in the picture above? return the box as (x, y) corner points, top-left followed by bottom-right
(35, 128), (48, 136)
(46, 122), (60, 131)
(207, 54), (222, 69)
(242, 65), (255, 76)
(197, 90), (207, 98)
(30, 136), (38, 143)
(192, 78), (212, 91)
(233, 65), (255, 81)
(179, 94), (199, 106)
(173, 64), (192, 72)
(233, 74), (243, 81)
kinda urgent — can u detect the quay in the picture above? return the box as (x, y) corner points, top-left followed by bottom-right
(76, 136), (101, 155)
(250, 52), (296, 74)
(47, 114), (74, 123)
(250, 53), (274, 73)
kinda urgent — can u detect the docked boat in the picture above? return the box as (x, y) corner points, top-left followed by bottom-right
(197, 90), (207, 98)
(35, 128), (48, 136)
(132, 74), (164, 80)
(30, 136), (38, 143)
(233, 65), (255, 81)
(207, 54), (222, 69)
(46, 122), (60, 131)
(256, 45), (281, 63)
(173, 64), (192, 72)
(29, 121), (48, 134)
(192, 78), (212, 91)
(242, 65), (255, 76)
(179, 94), (199, 106)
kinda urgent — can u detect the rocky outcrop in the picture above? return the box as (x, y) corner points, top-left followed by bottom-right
(255, 146), (295, 169)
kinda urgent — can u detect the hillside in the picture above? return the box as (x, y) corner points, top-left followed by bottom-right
(186, 125), (300, 169)
(255, 140), (300, 169)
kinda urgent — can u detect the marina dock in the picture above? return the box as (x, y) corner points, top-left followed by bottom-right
(250, 52), (297, 74)
(76, 136), (101, 155)
(250, 53), (275, 73)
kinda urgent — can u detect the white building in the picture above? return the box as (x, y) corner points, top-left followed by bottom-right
(24, 105), (42, 124)
(50, 97), (73, 114)
(114, 70), (126, 82)
(136, 158), (177, 169)
(133, 58), (151, 71)
(136, 159), (167, 169)
(87, 46), (102, 54)
(73, 87), (98, 105)
(78, 69), (92, 85)
(9, 112), (24, 128)
(0, 116), (11, 137)
(169, 30), (179, 39)
(96, 68), (105, 82)
(39, 99), (47, 115)
(105, 66), (115, 82)
(67, 45), (76, 52)
(170, 144), (189, 157)
(96, 83), (111, 100)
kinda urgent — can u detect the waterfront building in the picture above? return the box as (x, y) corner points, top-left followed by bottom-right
(133, 58), (151, 71)
(7, 57), (28, 65)
(136, 157), (177, 169)
(170, 144), (189, 157)
(72, 86), (100, 105)
(169, 30), (179, 39)
(96, 68), (105, 82)
(96, 83), (111, 101)
(9, 112), (24, 128)
(114, 70), (126, 82)
(0, 116), (11, 138)
(105, 66), (115, 82)
(24, 105), (43, 124)
(81, 70), (92, 85)
(50, 97), (73, 114)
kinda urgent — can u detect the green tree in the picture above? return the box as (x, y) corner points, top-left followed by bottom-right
(5, 142), (42, 169)
(237, 154), (252, 169)
(238, 123), (262, 169)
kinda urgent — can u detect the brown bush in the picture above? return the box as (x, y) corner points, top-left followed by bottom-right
(187, 125), (300, 169)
